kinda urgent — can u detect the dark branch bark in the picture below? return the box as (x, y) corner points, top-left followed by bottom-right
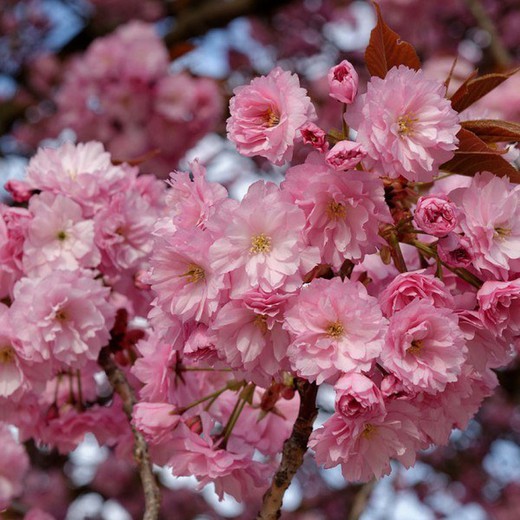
(163, 0), (293, 47)
(98, 347), (161, 520)
(257, 379), (318, 520)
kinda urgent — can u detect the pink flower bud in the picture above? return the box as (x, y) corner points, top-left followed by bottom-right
(300, 122), (329, 153)
(4, 179), (33, 203)
(327, 60), (359, 104)
(325, 140), (367, 170)
(414, 195), (457, 237)
(437, 233), (472, 268)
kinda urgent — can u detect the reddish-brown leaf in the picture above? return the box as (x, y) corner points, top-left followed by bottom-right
(440, 129), (520, 183)
(450, 68), (520, 113)
(365, 2), (421, 79)
(168, 41), (196, 60)
(461, 120), (520, 143)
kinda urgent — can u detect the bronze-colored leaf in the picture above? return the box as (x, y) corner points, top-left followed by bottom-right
(450, 68), (520, 114)
(461, 120), (520, 143)
(365, 2), (421, 79)
(440, 129), (520, 183)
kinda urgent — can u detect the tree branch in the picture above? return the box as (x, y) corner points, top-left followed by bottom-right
(98, 347), (161, 520)
(257, 379), (318, 520)
(348, 480), (376, 520)
(163, 0), (293, 47)
(463, 0), (512, 69)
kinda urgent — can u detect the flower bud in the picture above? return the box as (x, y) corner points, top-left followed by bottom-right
(300, 122), (329, 153)
(414, 195), (457, 237)
(328, 60), (359, 104)
(325, 140), (366, 171)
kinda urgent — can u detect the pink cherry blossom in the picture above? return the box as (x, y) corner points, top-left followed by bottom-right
(23, 192), (100, 277)
(211, 290), (291, 385)
(282, 152), (391, 269)
(165, 160), (231, 231)
(210, 181), (319, 297)
(414, 194), (458, 236)
(347, 65), (460, 182)
(148, 228), (227, 324)
(449, 172), (520, 279)
(10, 271), (115, 369)
(381, 300), (467, 394)
(227, 67), (316, 165)
(166, 412), (272, 501)
(378, 269), (455, 317)
(284, 278), (387, 384)
(25, 141), (133, 217)
(437, 232), (473, 268)
(334, 373), (386, 419)
(132, 402), (180, 444)
(310, 400), (422, 482)
(0, 205), (32, 299)
(477, 279), (520, 339)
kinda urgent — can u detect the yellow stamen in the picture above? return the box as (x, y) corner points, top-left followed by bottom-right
(407, 339), (423, 355)
(55, 309), (68, 322)
(0, 346), (15, 364)
(494, 227), (511, 240)
(254, 314), (268, 334)
(326, 200), (347, 221)
(56, 230), (67, 241)
(264, 108), (280, 127)
(181, 264), (205, 284)
(397, 114), (417, 137)
(362, 423), (376, 439)
(250, 233), (272, 254)
(326, 321), (344, 339)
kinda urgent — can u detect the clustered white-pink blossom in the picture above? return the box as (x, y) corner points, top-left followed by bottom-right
(1, 57), (519, 513)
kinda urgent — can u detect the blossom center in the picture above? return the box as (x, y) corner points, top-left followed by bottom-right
(325, 321), (345, 339)
(263, 108), (280, 128)
(494, 226), (511, 240)
(361, 423), (377, 439)
(181, 263), (205, 284)
(407, 339), (423, 355)
(254, 314), (268, 334)
(250, 233), (272, 254)
(326, 200), (347, 221)
(0, 346), (15, 364)
(56, 230), (68, 241)
(55, 308), (68, 322)
(397, 114), (416, 137)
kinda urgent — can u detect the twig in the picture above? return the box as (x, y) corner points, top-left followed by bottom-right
(348, 480), (376, 520)
(257, 379), (318, 520)
(463, 0), (512, 69)
(98, 347), (161, 520)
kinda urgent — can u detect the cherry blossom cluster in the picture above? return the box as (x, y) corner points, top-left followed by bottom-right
(0, 140), (170, 509)
(1, 43), (519, 517)
(134, 59), (519, 498)
(17, 21), (223, 177)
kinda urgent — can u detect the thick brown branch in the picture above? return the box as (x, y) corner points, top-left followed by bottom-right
(98, 347), (161, 520)
(257, 379), (318, 520)
(163, 0), (293, 47)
